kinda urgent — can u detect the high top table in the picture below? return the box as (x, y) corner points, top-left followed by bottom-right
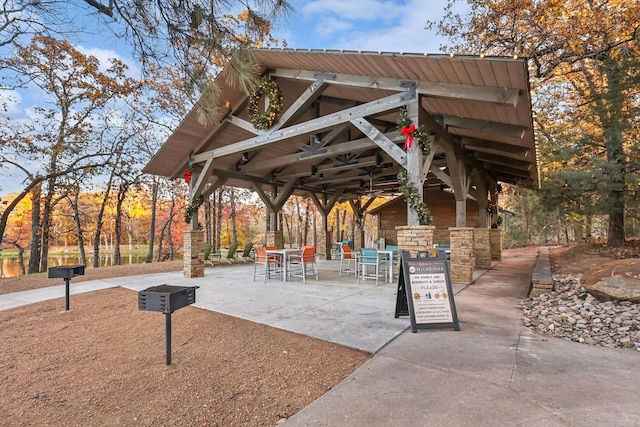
(377, 249), (397, 283)
(265, 248), (302, 281)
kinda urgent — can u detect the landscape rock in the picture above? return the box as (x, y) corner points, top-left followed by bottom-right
(580, 258), (640, 303)
(521, 274), (640, 351)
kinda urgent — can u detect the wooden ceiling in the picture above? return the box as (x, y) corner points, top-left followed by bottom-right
(143, 49), (538, 201)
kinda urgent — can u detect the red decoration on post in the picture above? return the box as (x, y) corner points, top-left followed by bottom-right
(183, 169), (192, 183)
(401, 124), (416, 150)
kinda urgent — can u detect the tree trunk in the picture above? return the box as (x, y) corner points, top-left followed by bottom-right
(13, 242), (26, 275)
(93, 167), (117, 268)
(605, 133), (626, 247)
(114, 184), (128, 266)
(210, 193), (217, 251)
(28, 184), (42, 274)
(168, 196), (175, 260)
(69, 191), (87, 267)
(156, 220), (167, 262)
(204, 198), (212, 246)
(295, 197), (303, 246)
(230, 187), (238, 246)
(216, 189), (223, 251)
(145, 178), (159, 263)
(39, 177), (61, 273)
(303, 199), (311, 246)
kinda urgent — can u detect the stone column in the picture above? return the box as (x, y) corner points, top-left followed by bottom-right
(266, 230), (284, 248)
(473, 228), (491, 269)
(183, 230), (205, 278)
(353, 223), (364, 251)
(396, 225), (435, 257)
(318, 227), (329, 260)
(490, 228), (503, 261)
(449, 227), (474, 284)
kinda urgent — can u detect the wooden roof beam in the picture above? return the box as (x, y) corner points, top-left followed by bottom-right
(444, 116), (526, 140)
(192, 92), (414, 163)
(475, 153), (532, 171)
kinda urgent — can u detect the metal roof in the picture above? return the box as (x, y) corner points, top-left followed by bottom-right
(143, 48), (538, 201)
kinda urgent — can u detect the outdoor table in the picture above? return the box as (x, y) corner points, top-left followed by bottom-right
(265, 248), (302, 281)
(377, 249), (397, 283)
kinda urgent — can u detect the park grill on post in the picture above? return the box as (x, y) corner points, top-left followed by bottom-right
(138, 284), (198, 365)
(48, 265), (85, 311)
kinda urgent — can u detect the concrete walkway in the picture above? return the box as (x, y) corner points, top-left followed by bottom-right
(284, 248), (640, 427)
(1, 248), (639, 426)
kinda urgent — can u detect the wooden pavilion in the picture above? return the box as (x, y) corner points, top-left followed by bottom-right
(143, 48), (538, 283)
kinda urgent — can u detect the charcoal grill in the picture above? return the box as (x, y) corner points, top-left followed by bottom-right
(138, 285), (198, 365)
(48, 265), (85, 310)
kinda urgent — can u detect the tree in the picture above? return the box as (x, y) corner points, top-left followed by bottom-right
(144, 177), (159, 263)
(0, 35), (139, 272)
(1, 1), (291, 126)
(434, 0), (640, 247)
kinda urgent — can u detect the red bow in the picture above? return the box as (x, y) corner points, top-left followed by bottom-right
(184, 170), (192, 183)
(401, 124), (415, 150)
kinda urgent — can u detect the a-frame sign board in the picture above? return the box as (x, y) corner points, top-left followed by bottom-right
(395, 251), (460, 332)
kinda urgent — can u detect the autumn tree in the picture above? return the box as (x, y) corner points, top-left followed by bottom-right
(2, 0), (291, 127)
(0, 35), (139, 272)
(434, 0), (640, 247)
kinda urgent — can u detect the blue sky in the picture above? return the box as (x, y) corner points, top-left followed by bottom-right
(273, 0), (457, 53)
(0, 0), (464, 196)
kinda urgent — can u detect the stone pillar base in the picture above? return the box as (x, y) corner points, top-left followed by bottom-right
(473, 228), (491, 269)
(184, 230), (205, 278)
(318, 226), (330, 260)
(266, 230), (284, 248)
(490, 228), (503, 261)
(449, 227), (474, 284)
(353, 226), (364, 251)
(396, 225), (435, 258)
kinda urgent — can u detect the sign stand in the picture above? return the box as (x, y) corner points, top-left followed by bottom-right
(396, 251), (460, 332)
(394, 260), (409, 318)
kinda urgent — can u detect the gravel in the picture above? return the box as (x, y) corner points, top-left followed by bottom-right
(521, 274), (640, 351)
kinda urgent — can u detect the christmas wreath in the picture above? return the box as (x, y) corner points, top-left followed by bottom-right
(248, 78), (283, 130)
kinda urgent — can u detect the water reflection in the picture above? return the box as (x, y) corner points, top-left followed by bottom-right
(0, 254), (150, 278)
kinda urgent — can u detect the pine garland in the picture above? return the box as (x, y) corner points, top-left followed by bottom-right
(184, 195), (204, 224)
(396, 106), (432, 156)
(395, 107), (433, 225)
(397, 168), (433, 225)
(248, 78), (284, 130)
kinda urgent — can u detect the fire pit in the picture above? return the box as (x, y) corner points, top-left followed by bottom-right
(48, 265), (85, 310)
(138, 285), (199, 365)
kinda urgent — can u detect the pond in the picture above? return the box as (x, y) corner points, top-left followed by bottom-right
(0, 254), (153, 278)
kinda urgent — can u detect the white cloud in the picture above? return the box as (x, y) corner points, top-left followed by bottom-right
(76, 45), (141, 78)
(302, 0), (401, 22)
(314, 16), (354, 39)
(284, 0), (463, 54)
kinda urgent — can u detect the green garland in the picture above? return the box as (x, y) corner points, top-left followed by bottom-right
(395, 107), (433, 225)
(248, 78), (284, 130)
(397, 168), (433, 225)
(184, 195), (204, 224)
(396, 107), (432, 156)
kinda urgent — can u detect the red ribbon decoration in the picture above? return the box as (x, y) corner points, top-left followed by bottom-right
(184, 170), (192, 183)
(401, 124), (415, 150)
